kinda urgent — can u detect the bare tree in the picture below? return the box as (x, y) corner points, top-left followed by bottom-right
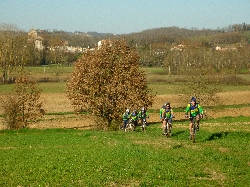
(67, 39), (155, 130)
(0, 31), (35, 83)
(0, 23), (21, 31)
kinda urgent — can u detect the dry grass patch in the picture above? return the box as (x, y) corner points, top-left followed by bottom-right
(216, 91), (250, 105)
(29, 114), (95, 129)
(1, 91), (250, 130)
(205, 107), (250, 119)
(40, 93), (74, 113)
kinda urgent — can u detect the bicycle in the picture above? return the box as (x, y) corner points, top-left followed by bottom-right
(190, 117), (197, 143)
(163, 117), (174, 138)
(125, 119), (135, 132)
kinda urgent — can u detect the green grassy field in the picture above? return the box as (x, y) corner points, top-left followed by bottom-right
(0, 118), (250, 186)
(1, 66), (250, 94)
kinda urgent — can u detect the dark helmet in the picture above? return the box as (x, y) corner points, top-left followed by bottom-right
(191, 96), (196, 102)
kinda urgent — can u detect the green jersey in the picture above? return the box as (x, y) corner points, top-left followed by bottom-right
(138, 110), (149, 119)
(185, 103), (203, 117)
(122, 112), (131, 121)
(160, 106), (173, 119)
(160, 106), (165, 118)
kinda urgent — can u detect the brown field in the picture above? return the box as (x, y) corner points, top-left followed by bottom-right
(1, 90), (249, 130)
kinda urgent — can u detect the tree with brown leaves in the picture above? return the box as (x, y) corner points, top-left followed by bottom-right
(67, 39), (154, 130)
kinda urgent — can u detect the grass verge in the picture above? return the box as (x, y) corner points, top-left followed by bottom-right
(0, 118), (249, 186)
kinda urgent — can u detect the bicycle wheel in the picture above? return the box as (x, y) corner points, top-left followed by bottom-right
(125, 120), (134, 132)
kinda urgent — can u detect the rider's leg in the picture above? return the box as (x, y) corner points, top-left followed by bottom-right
(144, 118), (147, 126)
(166, 119), (172, 135)
(189, 120), (193, 140)
(196, 115), (200, 131)
(162, 119), (166, 135)
(169, 118), (173, 129)
(123, 120), (127, 130)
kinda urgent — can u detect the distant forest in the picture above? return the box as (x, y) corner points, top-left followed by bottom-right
(1, 22), (250, 48)
(1, 23), (250, 79)
(45, 23), (250, 47)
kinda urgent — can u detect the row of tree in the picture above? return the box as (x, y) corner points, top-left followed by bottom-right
(1, 23), (250, 83)
(1, 22), (250, 47)
(143, 42), (250, 74)
(0, 31), (78, 82)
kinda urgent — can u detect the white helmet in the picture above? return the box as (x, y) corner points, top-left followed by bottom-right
(126, 109), (130, 113)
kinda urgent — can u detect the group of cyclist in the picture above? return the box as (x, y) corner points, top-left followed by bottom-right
(122, 96), (204, 140)
(121, 107), (149, 130)
(160, 96), (204, 139)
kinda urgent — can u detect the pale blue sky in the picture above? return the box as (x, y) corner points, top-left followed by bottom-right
(1, 0), (250, 34)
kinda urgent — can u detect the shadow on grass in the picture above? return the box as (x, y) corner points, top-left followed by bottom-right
(146, 122), (159, 126)
(176, 119), (190, 122)
(205, 131), (229, 141)
(172, 130), (186, 137)
(205, 131), (250, 141)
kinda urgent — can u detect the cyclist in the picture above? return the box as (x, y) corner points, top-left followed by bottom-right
(161, 102), (174, 135)
(185, 97), (204, 140)
(122, 109), (131, 130)
(138, 107), (149, 126)
(160, 103), (166, 120)
(160, 103), (166, 133)
(131, 110), (139, 129)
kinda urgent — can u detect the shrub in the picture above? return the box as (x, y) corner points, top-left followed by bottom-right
(1, 75), (44, 129)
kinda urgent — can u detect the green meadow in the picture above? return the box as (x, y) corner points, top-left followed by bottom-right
(0, 119), (250, 186)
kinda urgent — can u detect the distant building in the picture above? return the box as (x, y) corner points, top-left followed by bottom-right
(215, 45), (237, 51)
(97, 39), (112, 49)
(170, 44), (185, 51)
(27, 29), (88, 53)
(28, 29), (44, 51)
